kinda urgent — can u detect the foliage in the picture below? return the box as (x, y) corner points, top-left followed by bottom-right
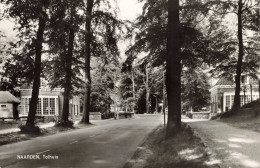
(90, 57), (119, 113)
(120, 65), (147, 113)
(182, 68), (210, 112)
(44, 0), (85, 93)
(205, 0), (260, 109)
(126, 0), (225, 69)
(1, 42), (35, 85)
(0, 0), (50, 89)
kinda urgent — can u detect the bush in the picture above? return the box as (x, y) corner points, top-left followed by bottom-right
(55, 120), (74, 128)
(19, 125), (41, 134)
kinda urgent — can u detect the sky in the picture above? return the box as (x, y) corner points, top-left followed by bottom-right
(117, 0), (144, 62)
(0, 1), (143, 61)
(0, 1), (143, 36)
(117, 0), (143, 21)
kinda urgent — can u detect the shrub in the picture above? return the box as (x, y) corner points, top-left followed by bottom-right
(19, 125), (41, 134)
(55, 120), (74, 128)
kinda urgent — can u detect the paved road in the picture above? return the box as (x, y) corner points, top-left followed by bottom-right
(0, 116), (163, 168)
(183, 118), (260, 168)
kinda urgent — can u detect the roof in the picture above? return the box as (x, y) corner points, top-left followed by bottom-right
(215, 78), (234, 85)
(215, 77), (259, 86)
(0, 91), (20, 103)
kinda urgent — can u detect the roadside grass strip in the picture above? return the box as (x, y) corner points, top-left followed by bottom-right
(124, 124), (220, 168)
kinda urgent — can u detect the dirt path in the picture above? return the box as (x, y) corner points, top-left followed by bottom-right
(183, 118), (260, 168)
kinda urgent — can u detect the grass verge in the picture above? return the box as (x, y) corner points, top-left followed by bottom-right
(0, 123), (93, 146)
(124, 123), (219, 168)
(212, 100), (260, 132)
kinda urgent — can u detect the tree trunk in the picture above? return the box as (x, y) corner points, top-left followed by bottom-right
(61, 2), (75, 123)
(26, 2), (47, 127)
(233, 0), (244, 110)
(82, 0), (94, 124)
(145, 65), (150, 114)
(131, 69), (136, 113)
(166, 0), (181, 136)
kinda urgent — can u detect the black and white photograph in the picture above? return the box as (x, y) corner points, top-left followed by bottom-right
(0, 0), (259, 167)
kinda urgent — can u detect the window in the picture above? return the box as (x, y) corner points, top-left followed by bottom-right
(1, 104), (7, 108)
(245, 95), (250, 105)
(240, 95), (244, 106)
(231, 95), (234, 107)
(36, 98), (42, 115)
(49, 98), (55, 115)
(21, 96), (57, 116)
(19, 99), (25, 115)
(226, 96), (230, 110)
(43, 98), (49, 115)
(24, 98), (30, 114)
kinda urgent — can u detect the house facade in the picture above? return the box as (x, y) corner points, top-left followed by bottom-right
(19, 88), (80, 117)
(210, 75), (259, 113)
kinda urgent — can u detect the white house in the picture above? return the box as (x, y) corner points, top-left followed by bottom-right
(210, 75), (259, 113)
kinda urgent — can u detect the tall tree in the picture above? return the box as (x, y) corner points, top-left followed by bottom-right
(26, 0), (49, 127)
(60, 0), (77, 124)
(166, 0), (181, 134)
(82, 0), (94, 124)
(45, 0), (85, 111)
(205, 0), (260, 109)
(233, 0), (245, 110)
(81, 0), (124, 123)
(3, 0), (51, 128)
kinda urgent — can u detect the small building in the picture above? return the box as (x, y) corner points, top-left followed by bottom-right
(0, 91), (21, 118)
(210, 75), (259, 113)
(19, 88), (80, 118)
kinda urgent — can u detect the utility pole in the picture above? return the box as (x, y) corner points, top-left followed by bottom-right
(131, 69), (136, 113)
(243, 86), (246, 105)
(146, 64), (150, 114)
(257, 4), (260, 100)
(259, 80), (260, 100)
(155, 95), (158, 113)
(250, 84), (253, 102)
(163, 70), (166, 127)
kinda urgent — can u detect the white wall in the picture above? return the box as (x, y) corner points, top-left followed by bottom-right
(0, 103), (13, 118)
